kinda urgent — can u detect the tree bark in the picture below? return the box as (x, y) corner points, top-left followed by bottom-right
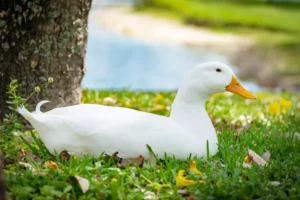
(0, 0), (92, 119)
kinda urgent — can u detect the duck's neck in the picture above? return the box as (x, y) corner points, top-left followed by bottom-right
(169, 87), (217, 142)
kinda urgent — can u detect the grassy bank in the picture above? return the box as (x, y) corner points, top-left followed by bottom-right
(135, 0), (300, 43)
(1, 90), (300, 199)
(135, 0), (300, 79)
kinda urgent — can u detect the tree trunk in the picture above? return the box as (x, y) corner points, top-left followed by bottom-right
(0, 0), (92, 120)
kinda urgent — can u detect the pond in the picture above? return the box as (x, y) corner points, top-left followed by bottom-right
(82, 6), (263, 92)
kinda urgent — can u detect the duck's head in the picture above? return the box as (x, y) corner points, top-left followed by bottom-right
(181, 62), (256, 101)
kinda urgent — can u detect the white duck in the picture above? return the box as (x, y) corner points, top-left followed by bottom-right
(18, 62), (256, 160)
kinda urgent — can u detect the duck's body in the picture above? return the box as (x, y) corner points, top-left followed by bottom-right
(18, 62), (255, 160)
(19, 102), (217, 159)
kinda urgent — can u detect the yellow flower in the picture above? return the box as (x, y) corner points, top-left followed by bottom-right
(190, 160), (202, 174)
(243, 154), (253, 165)
(256, 93), (265, 99)
(45, 161), (59, 170)
(268, 101), (280, 115)
(153, 94), (164, 103)
(176, 170), (196, 187)
(151, 104), (165, 112)
(125, 101), (131, 107)
(280, 98), (292, 109)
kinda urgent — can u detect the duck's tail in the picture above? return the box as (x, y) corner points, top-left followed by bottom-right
(17, 100), (50, 122)
(34, 100), (51, 113)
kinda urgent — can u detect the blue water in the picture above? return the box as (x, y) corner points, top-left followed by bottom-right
(82, 9), (262, 92)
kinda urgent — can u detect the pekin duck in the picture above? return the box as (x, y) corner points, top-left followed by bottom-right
(18, 62), (256, 160)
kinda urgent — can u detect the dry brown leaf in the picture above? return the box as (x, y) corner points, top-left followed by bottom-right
(248, 149), (267, 166)
(59, 151), (70, 161)
(17, 149), (26, 161)
(212, 160), (225, 168)
(119, 155), (144, 168)
(74, 176), (89, 193)
(19, 162), (36, 172)
(104, 152), (144, 168)
(44, 161), (59, 170)
(17, 149), (41, 163)
(243, 153), (253, 165)
(103, 152), (121, 162)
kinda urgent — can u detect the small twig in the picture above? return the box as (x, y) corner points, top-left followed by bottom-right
(140, 174), (153, 185)
(24, 82), (49, 104)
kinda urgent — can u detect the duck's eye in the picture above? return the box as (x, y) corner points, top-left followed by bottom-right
(216, 68), (222, 72)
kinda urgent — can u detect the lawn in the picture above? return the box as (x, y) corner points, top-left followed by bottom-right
(135, 0), (300, 43)
(1, 90), (300, 199)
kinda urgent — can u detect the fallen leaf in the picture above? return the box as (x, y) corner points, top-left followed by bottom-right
(176, 170), (197, 187)
(280, 98), (292, 109)
(243, 154), (253, 165)
(119, 155), (144, 168)
(150, 104), (165, 112)
(242, 163), (252, 168)
(19, 162), (36, 172)
(153, 93), (164, 103)
(103, 151), (121, 162)
(17, 148), (41, 163)
(189, 160), (202, 175)
(268, 101), (280, 115)
(26, 151), (41, 163)
(44, 161), (59, 170)
(177, 189), (188, 194)
(247, 149), (267, 166)
(262, 150), (271, 162)
(144, 191), (156, 199)
(103, 97), (117, 104)
(17, 149), (27, 161)
(268, 181), (281, 186)
(74, 176), (89, 193)
(59, 151), (70, 161)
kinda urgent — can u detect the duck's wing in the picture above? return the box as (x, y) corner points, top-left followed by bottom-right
(45, 104), (182, 137)
(42, 104), (192, 159)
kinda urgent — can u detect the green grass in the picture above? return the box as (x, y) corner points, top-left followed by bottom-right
(135, 0), (300, 38)
(1, 90), (300, 199)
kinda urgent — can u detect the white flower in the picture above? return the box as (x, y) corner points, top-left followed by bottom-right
(35, 86), (41, 93)
(48, 77), (54, 83)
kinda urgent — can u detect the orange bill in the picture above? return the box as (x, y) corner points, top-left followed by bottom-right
(226, 76), (256, 99)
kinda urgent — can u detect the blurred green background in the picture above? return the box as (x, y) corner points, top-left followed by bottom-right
(131, 0), (300, 90)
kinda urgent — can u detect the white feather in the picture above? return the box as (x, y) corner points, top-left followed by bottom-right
(34, 100), (51, 113)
